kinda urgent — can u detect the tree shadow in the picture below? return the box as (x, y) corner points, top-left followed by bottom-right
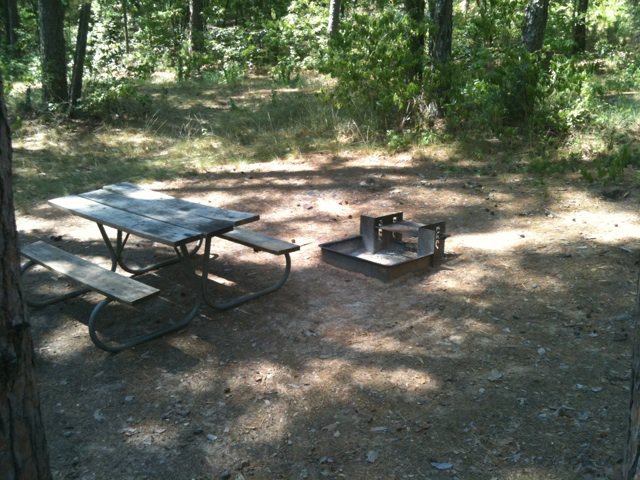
(12, 75), (640, 479)
(19, 173), (637, 479)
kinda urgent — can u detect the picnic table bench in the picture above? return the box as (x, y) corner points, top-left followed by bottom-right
(20, 183), (299, 352)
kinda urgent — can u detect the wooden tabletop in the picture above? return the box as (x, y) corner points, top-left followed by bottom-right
(49, 183), (259, 247)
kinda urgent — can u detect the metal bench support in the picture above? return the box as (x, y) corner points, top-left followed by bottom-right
(200, 231), (297, 311)
(20, 241), (200, 353)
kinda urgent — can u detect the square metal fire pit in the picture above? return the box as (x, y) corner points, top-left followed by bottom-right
(319, 212), (446, 282)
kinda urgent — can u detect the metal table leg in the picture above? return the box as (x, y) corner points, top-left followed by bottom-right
(97, 224), (202, 276)
(199, 236), (293, 311)
(87, 238), (203, 353)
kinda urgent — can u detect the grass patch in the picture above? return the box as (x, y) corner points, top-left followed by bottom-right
(10, 74), (341, 211)
(9, 69), (640, 212)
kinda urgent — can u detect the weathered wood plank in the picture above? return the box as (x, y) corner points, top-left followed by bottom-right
(79, 189), (234, 235)
(220, 229), (300, 255)
(21, 241), (159, 304)
(49, 195), (203, 246)
(104, 182), (259, 226)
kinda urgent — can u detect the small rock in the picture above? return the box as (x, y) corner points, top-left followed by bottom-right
(488, 369), (504, 382)
(578, 411), (591, 421)
(366, 450), (379, 463)
(207, 434), (218, 441)
(370, 426), (387, 433)
(537, 347), (546, 356)
(431, 462), (454, 470)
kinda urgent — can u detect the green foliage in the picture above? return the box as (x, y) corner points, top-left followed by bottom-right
(262, 0), (327, 85)
(3, 0), (639, 156)
(76, 80), (152, 119)
(581, 143), (640, 182)
(590, 0), (636, 51)
(322, 5), (424, 132)
(527, 153), (581, 175)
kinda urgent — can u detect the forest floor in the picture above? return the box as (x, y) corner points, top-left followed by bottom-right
(11, 75), (640, 479)
(16, 148), (640, 480)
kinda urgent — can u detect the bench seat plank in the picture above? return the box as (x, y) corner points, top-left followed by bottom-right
(220, 229), (300, 255)
(79, 189), (234, 236)
(49, 195), (203, 246)
(21, 241), (159, 304)
(104, 182), (260, 226)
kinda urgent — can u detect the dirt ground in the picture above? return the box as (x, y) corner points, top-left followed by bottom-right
(16, 148), (640, 479)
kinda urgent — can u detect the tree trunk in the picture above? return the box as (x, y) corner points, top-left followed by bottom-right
(69, 3), (91, 110)
(522, 0), (549, 53)
(624, 279), (640, 479)
(38, 0), (68, 103)
(0, 79), (52, 480)
(512, 0), (549, 121)
(122, 0), (130, 54)
(427, 0), (453, 118)
(428, 0), (453, 66)
(3, 0), (19, 49)
(189, 0), (204, 53)
(573, 0), (588, 53)
(328, 0), (341, 38)
(403, 0), (426, 81)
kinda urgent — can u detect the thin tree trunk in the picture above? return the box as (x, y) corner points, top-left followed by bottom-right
(511, 0), (550, 120)
(428, 0), (452, 66)
(4, 0), (19, 49)
(189, 0), (204, 53)
(0, 79), (52, 480)
(328, 0), (341, 37)
(522, 0), (549, 53)
(403, 0), (426, 81)
(573, 0), (588, 53)
(69, 3), (91, 110)
(122, 0), (130, 54)
(38, 0), (68, 103)
(427, 0), (453, 118)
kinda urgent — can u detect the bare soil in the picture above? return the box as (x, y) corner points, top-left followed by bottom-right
(17, 149), (640, 479)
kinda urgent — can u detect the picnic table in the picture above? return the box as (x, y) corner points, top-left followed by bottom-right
(20, 183), (299, 352)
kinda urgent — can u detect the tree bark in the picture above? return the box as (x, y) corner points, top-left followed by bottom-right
(428, 0), (453, 66)
(3, 0), (19, 49)
(189, 0), (205, 54)
(0, 79), (52, 480)
(624, 277), (640, 479)
(573, 0), (588, 53)
(69, 3), (91, 109)
(122, 0), (130, 54)
(38, 0), (68, 103)
(403, 0), (426, 81)
(511, 0), (549, 120)
(522, 0), (549, 53)
(427, 0), (453, 118)
(328, 0), (341, 38)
